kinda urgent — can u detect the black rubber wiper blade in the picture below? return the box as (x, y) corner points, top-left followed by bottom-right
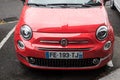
(47, 3), (84, 8)
(27, 3), (47, 7)
(47, 3), (83, 6)
(85, 2), (102, 6)
(82, 4), (92, 7)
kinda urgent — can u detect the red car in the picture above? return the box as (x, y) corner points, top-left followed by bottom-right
(14, 0), (114, 70)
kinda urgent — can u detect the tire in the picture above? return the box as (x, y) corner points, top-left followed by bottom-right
(110, 0), (116, 9)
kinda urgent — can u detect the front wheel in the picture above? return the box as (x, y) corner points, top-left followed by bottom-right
(110, 0), (115, 9)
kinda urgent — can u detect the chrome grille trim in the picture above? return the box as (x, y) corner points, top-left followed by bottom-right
(69, 41), (89, 44)
(40, 40), (59, 44)
(38, 47), (91, 51)
(40, 40), (89, 44)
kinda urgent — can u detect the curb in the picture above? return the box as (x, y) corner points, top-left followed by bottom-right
(0, 17), (18, 25)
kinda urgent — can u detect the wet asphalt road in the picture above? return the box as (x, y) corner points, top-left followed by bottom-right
(0, 0), (22, 19)
(0, 1), (120, 80)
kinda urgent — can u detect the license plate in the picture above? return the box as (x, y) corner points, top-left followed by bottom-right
(46, 51), (83, 59)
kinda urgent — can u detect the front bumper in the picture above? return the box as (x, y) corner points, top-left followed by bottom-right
(14, 32), (114, 70)
(15, 42), (113, 70)
(16, 52), (112, 70)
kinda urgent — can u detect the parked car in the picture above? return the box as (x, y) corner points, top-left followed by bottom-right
(14, 0), (114, 70)
(110, 0), (120, 12)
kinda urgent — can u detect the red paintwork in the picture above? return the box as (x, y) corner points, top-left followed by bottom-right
(14, 1), (114, 70)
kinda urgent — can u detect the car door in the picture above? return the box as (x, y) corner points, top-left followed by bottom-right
(114, 0), (120, 12)
(118, 0), (120, 9)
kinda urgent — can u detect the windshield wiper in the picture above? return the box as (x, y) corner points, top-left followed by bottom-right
(27, 3), (100, 8)
(85, 2), (102, 6)
(81, 4), (92, 7)
(47, 3), (85, 6)
(47, 3), (95, 8)
(27, 3), (68, 8)
(27, 3), (47, 7)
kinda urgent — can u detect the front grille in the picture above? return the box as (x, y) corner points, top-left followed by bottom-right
(38, 47), (91, 51)
(40, 40), (89, 44)
(28, 57), (100, 67)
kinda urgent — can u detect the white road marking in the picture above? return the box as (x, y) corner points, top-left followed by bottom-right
(107, 60), (114, 67)
(0, 27), (15, 49)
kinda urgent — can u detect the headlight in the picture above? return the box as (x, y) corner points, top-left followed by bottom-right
(20, 25), (32, 40)
(96, 26), (108, 41)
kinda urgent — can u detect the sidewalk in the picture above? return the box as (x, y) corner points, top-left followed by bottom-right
(99, 68), (120, 80)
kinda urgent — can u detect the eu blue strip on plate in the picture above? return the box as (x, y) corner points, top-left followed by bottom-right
(46, 52), (49, 59)
(79, 52), (83, 59)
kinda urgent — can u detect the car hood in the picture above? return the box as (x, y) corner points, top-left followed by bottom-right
(21, 6), (108, 33)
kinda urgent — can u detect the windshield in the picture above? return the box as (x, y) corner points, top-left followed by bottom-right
(28, 0), (102, 5)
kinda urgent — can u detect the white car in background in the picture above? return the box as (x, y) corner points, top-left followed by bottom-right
(110, 0), (120, 12)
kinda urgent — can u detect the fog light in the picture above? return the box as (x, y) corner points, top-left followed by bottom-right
(29, 57), (35, 64)
(17, 40), (25, 49)
(93, 58), (100, 65)
(104, 41), (111, 50)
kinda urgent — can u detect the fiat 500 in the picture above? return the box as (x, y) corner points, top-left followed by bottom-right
(14, 0), (114, 70)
